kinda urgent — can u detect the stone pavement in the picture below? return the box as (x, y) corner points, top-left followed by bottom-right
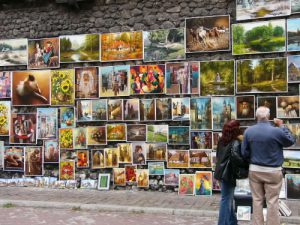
(0, 187), (299, 224)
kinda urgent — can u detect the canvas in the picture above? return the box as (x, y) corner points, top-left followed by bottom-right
(168, 126), (190, 145)
(164, 169), (179, 186)
(285, 123), (300, 149)
(213, 132), (222, 150)
(118, 143), (132, 164)
(37, 108), (58, 140)
(236, 0), (291, 21)
(59, 128), (74, 149)
(0, 38), (27, 66)
(140, 99), (155, 121)
(59, 160), (75, 180)
(288, 55), (300, 83)
(60, 34), (99, 63)
(155, 98), (172, 121)
(130, 64), (165, 95)
(236, 95), (255, 120)
(113, 168), (126, 186)
(167, 150), (189, 168)
(190, 150), (212, 168)
(51, 69), (75, 106)
(98, 173), (110, 190)
(60, 149), (76, 161)
(24, 146), (43, 176)
(292, 0), (300, 14)
(190, 97), (212, 130)
(287, 18), (300, 52)
(212, 96), (236, 130)
(77, 100), (92, 121)
(185, 15), (230, 53)
(283, 150), (300, 168)
(232, 20), (286, 55)
(237, 58), (288, 93)
(0, 72), (12, 98)
(190, 131), (213, 149)
(76, 150), (89, 168)
(12, 70), (51, 106)
(91, 99), (107, 121)
(60, 107), (75, 128)
(0, 101), (10, 136)
(80, 179), (97, 189)
(277, 96), (299, 118)
(3, 146), (24, 172)
(73, 127), (87, 149)
(257, 96), (277, 120)
(148, 162), (164, 175)
(108, 99), (123, 121)
(75, 67), (99, 99)
(127, 124), (146, 142)
(44, 140), (59, 163)
(286, 174), (300, 200)
(132, 142), (146, 165)
(106, 124), (126, 141)
(146, 143), (167, 161)
(101, 31), (143, 61)
(28, 37), (59, 69)
(104, 148), (119, 168)
(179, 174), (195, 195)
(147, 125), (168, 143)
(123, 99), (139, 121)
(143, 28), (185, 62)
(195, 171), (212, 196)
(125, 165), (136, 183)
(136, 169), (149, 188)
(87, 126), (106, 145)
(91, 149), (104, 169)
(172, 98), (190, 121)
(237, 206), (251, 221)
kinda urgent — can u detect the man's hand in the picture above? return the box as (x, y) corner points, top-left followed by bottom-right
(274, 118), (284, 127)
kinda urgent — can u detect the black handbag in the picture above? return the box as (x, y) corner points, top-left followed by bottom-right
(230, 140), (249, 179)
(214, 142), (233, 182)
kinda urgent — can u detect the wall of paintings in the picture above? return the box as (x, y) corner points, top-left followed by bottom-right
(0, 0), (299, 199)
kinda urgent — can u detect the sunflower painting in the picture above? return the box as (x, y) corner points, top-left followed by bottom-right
(51, 69), (75, 106)
(0, 101), (10, 136)
(59, 128), (74, 149)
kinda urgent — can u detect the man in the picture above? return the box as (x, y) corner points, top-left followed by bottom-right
(241, 106), (295, 225)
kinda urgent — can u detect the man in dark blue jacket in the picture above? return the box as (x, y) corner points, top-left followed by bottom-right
(241, 106), (295, 225)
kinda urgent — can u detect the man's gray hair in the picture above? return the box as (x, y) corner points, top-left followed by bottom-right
(256, 106), (270, 121)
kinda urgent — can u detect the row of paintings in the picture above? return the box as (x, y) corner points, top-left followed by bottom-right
(2, 16), (300, 67)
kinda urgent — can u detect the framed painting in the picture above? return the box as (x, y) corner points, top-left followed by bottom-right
(172, 98), (190, 121)
(0, 101), (10, 136)
(127, 124), (146, 142)
(283, 150), (300, 169)
(59, 160), (75, 180)
(190, 131), (213, 149)
(91, 149), (104, 169)
(236, 0), (291, 21)
(148, 162), (164, 175)
(212, 96), (236, 130)
(132, 142), (146, 165)
(236, 95), (255, 120)
(104, 148), (119, 168)
(236, 58), (288, 93)
(232, 20), (286, 55)
(155, 98), (172, 121)
(164, 169), (180, 186)
(108, 99), (123, 121)
(185, 15), (230, 53)
(213, 132), (222, 150)
(0, 38), (27, 66)
(140, 99), (155, 121)
(179, 174), (195, 195)
(60, 107), (75, 128)
(77, 100), (92, 122)
(195, 171), (212, 196)
(37, 108), (58, 140)
(10, 113), (37, 145)
(98, 173), (110, 190)
(73, 127), (87, 149)
(190, 150), (212, 168)
(75, 66), (99, 99)
(60, 34), (100, 63)
(92, 99), (107, 121)
(125, 165), (137, 183)
(146, 125), (168, 143)
(237, 206), (251, 221)
(28, 37), (59, 69)
(12, 70), (51, 106)
(106, 124), (126, 141)
(130, 64), (165, 95)
(24, 146), (43, 176)
(143, 28), (185, 62)
(167, 150), (189, 168)
(59, 128), (74, 150)
(51, 69), (75, 106)
(80, 180), (97, 189)
(146, 143), (167, 161)
(285, 123), (300, 149)
(168, 126), (190, 145)
(76, 150), (89, 168)
(288, 55), (300, 83)
(3, 146), (24, 172)
(113, 168), (126, 186)
(286, 174), (300, 200)
(101, 31), (143, 62)
(44, 140), (59, 163)
(200, 60), (235, 96)
(0, 72), (12, 98)
(118, 143), (132, 164)
(60, 149), (76, 161)
(277, 96), (299, 118)
(257, 96), (277, 120)
(87, 126), (106, 146)
(190, 97), (212, 130)
(287, 18), (300, 52)
(136, 169), (149, 188)
(123, 99), (139, 121)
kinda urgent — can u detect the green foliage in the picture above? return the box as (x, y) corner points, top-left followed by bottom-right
(232, 25), (245, 44)
(147, 125), (154, 132)
(2, 203), (15, 208)
(60, 37), (72, 52)
(167, 29), (184, 43)
(149, 30), (168, 44)
(273, 26), (284, 37)
(84, 34), (99, 52)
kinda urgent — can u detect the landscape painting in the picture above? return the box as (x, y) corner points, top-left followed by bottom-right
(164, 169), (179, 186)
(140, 99), (155, 121)
(277, 96), (299, 118)
(148, 162), (164, 175)
(292, 0), (300, 14)
(286, 174), (300, 200)
(28, 37), (59, 69)
(146, 125), (168, 143)
(212, 96), (236, 130)
(236, 95), (255, 120)
(257, 96), (277, 120)
(106, 124), (126, 141)
(123, 99), (139, 121)
(168, 126), (190, 145)
(236, 58), (287, 93)
(155, 98), (172, 121)
(77, 100), (92, 122)
(92, 99), (107, 121)
(200, 60), (235, 96)
(190, 97), (212, 130)
(287, 18), (300, 51)
(185, 15), (230, 53)
(236, 0), (291, 21)
(172, 98), (190, 121)
(127, 124), (146, 142)
(288, 55), (300, 83)
(190, 150), (212, 168)
(146, 143), (166, 161)
(0, 38), (27, 66)
(143, 28), (185, 62)
(232, 19), (286, 55)
(283, 150), (300, 168)
(108, 99), (123, 121)
(167, 150), (189, 168)
(101, 31), (143, 62)
(60, 34), (99, 63)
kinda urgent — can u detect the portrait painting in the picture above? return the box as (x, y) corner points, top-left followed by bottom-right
(168, 126), (190, 145)
(148, 162), (164, 175)
(286, 174), (300, 200)
(195, 171), (212, 196)
(200, 60), (235, 96)
(136, 169), (149, 188)
(288, 55), (300, 83)
(73, 127), (87, 149)
(108, 99), (123, 121)
(77, 100), (92, 122)
(101, 31), (143, 61)
(179, 174), (195, 195)
(3, 146), (24, 171)
(59, 160), (75, 180)
(10, 113), (37, 145)
(190, 150), (212, 168)
(190, 97), (212, 130)
(87, 126), (106, 145)
(0, 71), (12, 98)
(75, 67), (99, 99)
(0, 38), (27, 66)
(236, 95), (255, 120)
(92, 99), (107, 121)
(277, 96), (299, 118)
(100, 65), (130, 97)
(127, 124), (146, 142)
(164, 169), (179, 186)
(167, 150), (189, 168)
(24, 146), (43, 176)
(106, 124), (126, 141)
(257, 96), (277, 120)
(147, 125), (168, 143)
(130, 64), (165, 95)
(140, 99), (155, 121)
(60, 34), (100, 63)
(0, 101), (10, 136)
(12, 70), (50, 106)
(51, 69), (75, 106)
(104, 148), (119, 168)
(91, 149), (104, 169)
(185, 15), (230, 53)
(98, 173), (110, 190)
(146, 143), (167, 161)
(59, 128), (73, 149)
(155, 98), (172, 121)
(76, 150), (89, 168)
(190, 131), (213, 149)
(60, 107), (75, 128)
(172, 98), (190, 121)
(232, 19), (286, 55)
(283, 150), (300, 168)
(37, 108), (58, 140)
(113, 168), (126, 186)
(143, 28), (185, 62)
(28, 37), (59, 69)
(125, 165), (136, 183)
(285, 123), (300, 149)
(132, 142), (146, 165)
(118, 143), (132, 164)
(236, 0), (291, 21)
(123, 99), (139, 121)
(212, 96), (236, 130)
(166, 62), (200, 95)
(44, 140), (59, 163)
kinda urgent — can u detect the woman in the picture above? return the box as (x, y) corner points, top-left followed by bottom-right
(215, 120), (246, 225)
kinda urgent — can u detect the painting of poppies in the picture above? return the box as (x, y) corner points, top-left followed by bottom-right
(179, 174), (195, 195)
